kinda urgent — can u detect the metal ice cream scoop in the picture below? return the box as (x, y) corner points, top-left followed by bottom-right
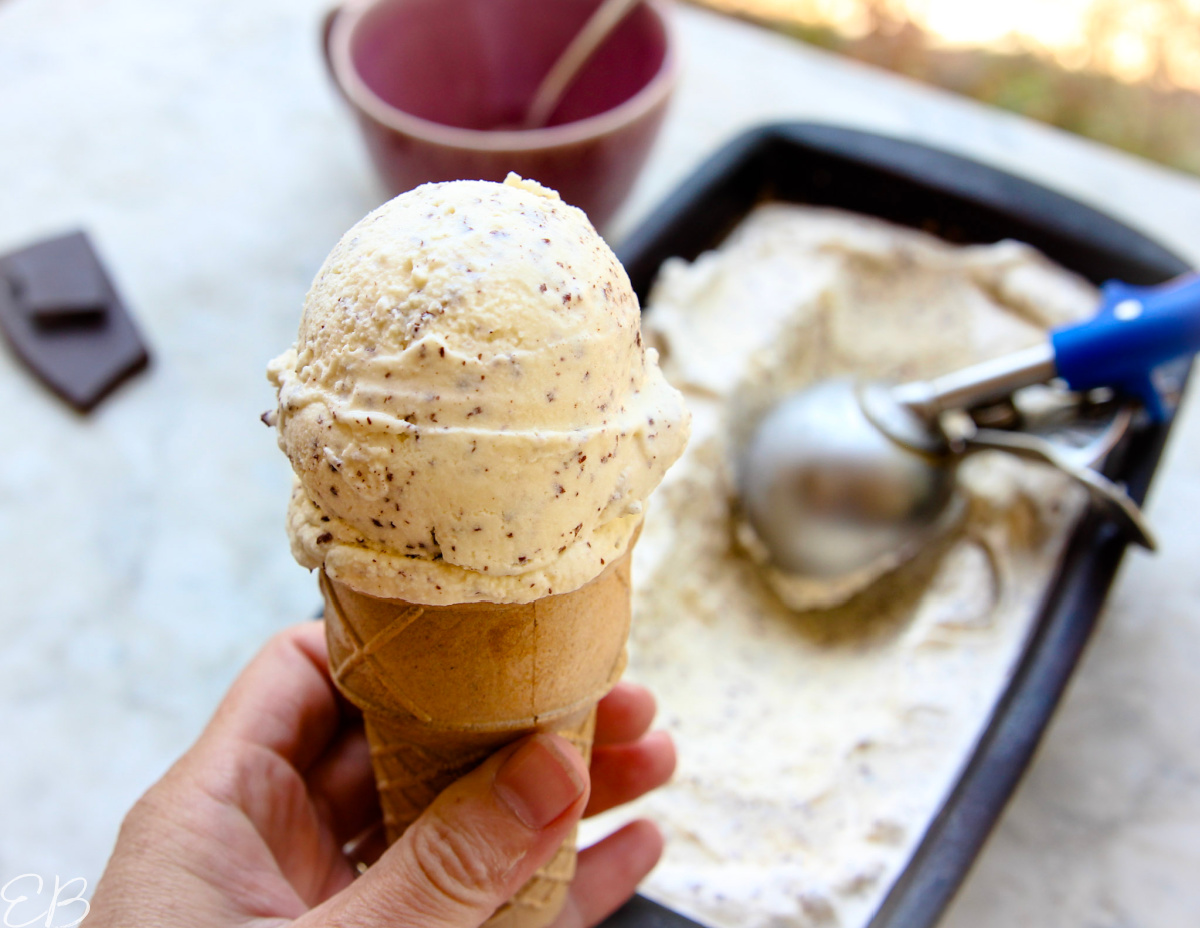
(738, 273), (1200, 592)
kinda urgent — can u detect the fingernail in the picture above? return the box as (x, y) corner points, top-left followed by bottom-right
(493, 734), (586, 830)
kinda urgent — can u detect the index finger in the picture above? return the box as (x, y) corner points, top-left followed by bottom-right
(200, 621), (347, 773)
(595, 681), (657, 746)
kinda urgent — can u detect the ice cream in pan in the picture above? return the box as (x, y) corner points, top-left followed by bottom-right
(266, 174), (689, 927)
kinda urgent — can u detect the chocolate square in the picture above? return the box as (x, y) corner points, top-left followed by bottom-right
(5, 234), (109, 328)
(0, 231), (150, 412)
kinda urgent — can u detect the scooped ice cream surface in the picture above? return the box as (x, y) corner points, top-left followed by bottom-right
(268, 175), (689, 604)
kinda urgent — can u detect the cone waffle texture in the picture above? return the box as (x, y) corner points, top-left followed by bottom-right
(321, 549), (633, 928)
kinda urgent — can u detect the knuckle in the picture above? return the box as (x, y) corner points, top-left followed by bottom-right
(407, 810), (521, 912)
(265, 626), (301, 659)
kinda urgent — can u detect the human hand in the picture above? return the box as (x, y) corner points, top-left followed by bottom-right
(87, 621), (675, 928)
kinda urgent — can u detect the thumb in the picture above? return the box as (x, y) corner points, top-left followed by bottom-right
(320, 733), (590, 928)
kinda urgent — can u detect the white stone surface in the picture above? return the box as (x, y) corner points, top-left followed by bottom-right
(1, 0), (1199, 923)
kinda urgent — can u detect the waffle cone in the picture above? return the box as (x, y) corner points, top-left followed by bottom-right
(320, 546), (634, 928)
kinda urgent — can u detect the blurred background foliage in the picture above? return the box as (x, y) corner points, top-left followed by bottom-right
(688, 0), (1200, 176)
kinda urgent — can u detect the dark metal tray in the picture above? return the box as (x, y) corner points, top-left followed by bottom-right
(599, 122), (1193, 928)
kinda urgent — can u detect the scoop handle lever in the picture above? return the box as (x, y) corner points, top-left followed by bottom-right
(1051, 273), (1200, 420)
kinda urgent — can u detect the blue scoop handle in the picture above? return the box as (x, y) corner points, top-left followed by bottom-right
(1051, 273), (1200, 420)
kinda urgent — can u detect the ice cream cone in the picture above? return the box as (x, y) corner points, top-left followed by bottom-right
(320, 543), (635, 928)
(270, 177), (687, 924)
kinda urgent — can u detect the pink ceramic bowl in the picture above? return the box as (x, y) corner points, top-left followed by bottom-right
(323, 0), (678, 230)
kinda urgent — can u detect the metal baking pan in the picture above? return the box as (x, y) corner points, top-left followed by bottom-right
(599, 122), (1193, 928)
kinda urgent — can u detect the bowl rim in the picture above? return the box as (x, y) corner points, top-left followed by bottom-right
(326, 0), (680, 152)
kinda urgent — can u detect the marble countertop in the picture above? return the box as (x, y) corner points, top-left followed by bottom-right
(1, 0), (1198, 924)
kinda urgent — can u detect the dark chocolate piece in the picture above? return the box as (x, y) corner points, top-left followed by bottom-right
(0, 231), (149, 412)
(5, 236), (109, 328)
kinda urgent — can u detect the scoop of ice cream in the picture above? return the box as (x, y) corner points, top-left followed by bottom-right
(268, 174), (689, 604)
